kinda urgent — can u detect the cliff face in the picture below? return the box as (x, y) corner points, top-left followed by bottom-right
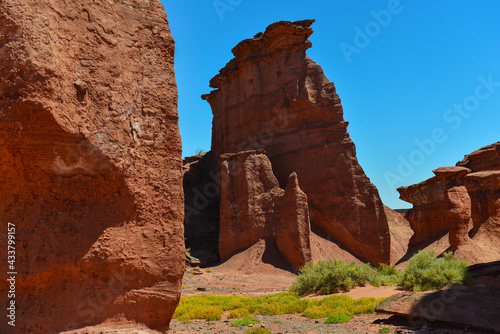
(0, 1), (184, 332)
(219, 150), (311, 269)
(398, 177), (449, 245)
(203, 20), (390, 265)
(398, 143), (500, 264)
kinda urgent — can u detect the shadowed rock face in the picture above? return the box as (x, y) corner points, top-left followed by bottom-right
(219, 150), (311, 270)
(203, 20), (390, 265)
(397, 177), (448, 245)
(0, 1), (184, 333)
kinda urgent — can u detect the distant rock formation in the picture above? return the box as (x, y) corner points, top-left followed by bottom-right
(219, 150), (311, 269)
(398, 143), (500, 264)
(0, 1), (184, 333)
(398, 178), (448, 245)
(433, 167), (472, 251)
(202, 20), (391, 265)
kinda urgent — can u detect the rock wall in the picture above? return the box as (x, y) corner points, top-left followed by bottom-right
(219, 150), (311, 269)
(433, 167), (472, 251)
(0, 1), (184, 332)
(397, 177), (448, 245)
(202, 20), (390, 265)
(399, 143), (500, 264)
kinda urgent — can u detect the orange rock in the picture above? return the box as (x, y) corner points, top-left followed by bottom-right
(219, 150), (311, 270)
(203, 20), (390, 265)
(0, 0), (184, 332)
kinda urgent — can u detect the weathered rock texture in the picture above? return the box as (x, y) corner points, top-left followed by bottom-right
(219, 150), (311, 269)
(399, 143), (500, 264)
(202, 20), (390, 265)
(397, 177), (448, 245)
(433, 167), (472, 251)
(457, 141), (500, 172)
(0, 1), (184, 333)
(376, 286), (500, 333)
(384, 206), (413, 264)
(462, 171), (500, 258)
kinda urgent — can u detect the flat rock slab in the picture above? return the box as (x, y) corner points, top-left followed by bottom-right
(376, 285), (500, 333)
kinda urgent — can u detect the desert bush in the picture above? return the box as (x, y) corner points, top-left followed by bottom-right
(230, 316), (260, 327)
(289, 259), (401, 295)
(399, 250), (472, 291)
(245, 328), (271, 334)
(289, 259), (376, 295)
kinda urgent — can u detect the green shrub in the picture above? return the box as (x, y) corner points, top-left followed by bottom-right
(245, 328), (271, 334)
(399, 250), (472, 291)
(289, 259), (376, 295)
(324, 311), (354, 323)
(378, 327), (391, 333)
(230, 316), (260, 327)
(289, 259), (401, 295)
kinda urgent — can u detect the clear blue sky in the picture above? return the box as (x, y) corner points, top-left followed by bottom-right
(160, 0), (500, 209)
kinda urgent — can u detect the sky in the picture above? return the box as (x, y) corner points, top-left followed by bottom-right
(161, 0), (500, 209)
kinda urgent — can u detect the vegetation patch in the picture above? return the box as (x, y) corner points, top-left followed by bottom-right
(245, 328), (271, 334)
(290, 250), (472, 295)
(173, 292), (386, 322)
(230, 316), (260, 327)
(399, 250), (472, 291)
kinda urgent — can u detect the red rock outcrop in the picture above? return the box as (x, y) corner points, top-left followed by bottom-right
(202, 20), (390, 265)
(0, 1), (184, 333)
(219, 150), (311, 269)
(433, 167), (472, 251)
(384, 206), (414, 264)
(399, 143), (500, 264)
(462, 171), (500, 257)
(397, 177), (449, 245)
(457, 141), (500, 172)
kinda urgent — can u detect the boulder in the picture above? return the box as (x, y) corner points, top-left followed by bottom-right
(433, 167), (472, 251)
(219, 150), (311, 270)
(202, 20), (390, 265)
(376, 286), (500, 333)
(0, 1), (184, 333)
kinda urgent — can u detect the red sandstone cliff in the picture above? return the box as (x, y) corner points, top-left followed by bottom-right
(202, 20), (391, 265)
(0, 0), (184, 332)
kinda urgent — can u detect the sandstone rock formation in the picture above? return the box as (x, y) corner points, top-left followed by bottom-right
(397, 178), (448, 245)
(398, 143), (500, 264)
(219, 150), (311, 269)
(433, 167), (472, 251)
(457, 141), (500, 171)
(202, 20), (390, 265)
(384, 206), (414, 264)
(0, 1), (184, 333)
(376, 286), (500, 333)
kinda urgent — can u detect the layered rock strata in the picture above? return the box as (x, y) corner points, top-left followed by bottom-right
(397, 178), (448, 245)
(202, 20), (390, 265)
(219, 150), (311, 269)
(0, 1), (184, 332)
(398, 143), (500, 263)
(433, 167), (472, 251)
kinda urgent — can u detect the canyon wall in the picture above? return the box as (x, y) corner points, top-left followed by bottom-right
(0, 0), (184, 332)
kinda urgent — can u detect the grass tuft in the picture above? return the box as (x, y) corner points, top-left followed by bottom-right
(245, 328), (271, 334)
(230, 316), (260, 327)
